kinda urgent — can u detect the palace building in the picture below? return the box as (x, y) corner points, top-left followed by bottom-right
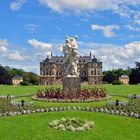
(40, 52), (102, 85)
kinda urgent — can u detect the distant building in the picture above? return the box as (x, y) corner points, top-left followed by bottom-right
(12, 75), (23, 85)
(40, 53), (102, 85)
(119, 75), (129, 85)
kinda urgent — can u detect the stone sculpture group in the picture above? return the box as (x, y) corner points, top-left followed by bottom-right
(60, 35), (79, 77)
(60, 35), (81, 97)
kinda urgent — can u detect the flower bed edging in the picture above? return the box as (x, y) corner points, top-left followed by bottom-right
(0, 105), (140, 119)
(32, 95), (111, 103)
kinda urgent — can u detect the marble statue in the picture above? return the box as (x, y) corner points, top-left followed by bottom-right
(60, 35), (79, 77)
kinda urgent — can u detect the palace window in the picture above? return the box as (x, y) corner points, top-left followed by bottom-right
(94, 69), (96, 75)
(46, 70), (48, 75)
(49, 71), (51, 75)
(59, 71), (62, 75)
(56, 71), (59, 76)
(84, 71), (87, 76)
(41, 70), (43, 75)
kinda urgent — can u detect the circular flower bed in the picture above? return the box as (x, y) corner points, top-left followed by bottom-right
(49, 117), (94, 132)
(34, 87), (108, 102)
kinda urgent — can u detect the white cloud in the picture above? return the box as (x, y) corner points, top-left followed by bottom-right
(0, 46), (8, 54)
(78, 41), (140, 70)
(125, 25), (140, 32)
(28, 39), (53, 60)
(28, 39), (52, 50)
(0, 38), (26, 61)
(98, 41), (140, 66)
(91, 24), (119, 38)
(24, 24), (41, 33)
(38, 0), (140, 18)
(0, 39), (8, 55)
(0, 39), (9, 47)
(7, 51), (25, 61)
(134, 19), (140, 25)
(10, 0), (26, 11)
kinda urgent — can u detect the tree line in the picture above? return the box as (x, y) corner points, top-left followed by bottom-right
(0, 62), (140, 85)
(0, 65), (39, 85)
(103, 62), (140, 84)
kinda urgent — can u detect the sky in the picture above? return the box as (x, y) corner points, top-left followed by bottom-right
(0, 0), (140, 74)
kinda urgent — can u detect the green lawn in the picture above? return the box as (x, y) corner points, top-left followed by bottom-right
(0, 111), (139, 140)
(0, 85), (50, 96)
(95, 84), (140, 95)
(0, 85), (139, 140)
(0, 84), (140, 96)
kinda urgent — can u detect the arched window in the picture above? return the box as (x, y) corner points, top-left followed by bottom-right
(91, 70), (93, 75)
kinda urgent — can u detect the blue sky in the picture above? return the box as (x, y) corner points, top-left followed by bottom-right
(0, 0), (140, 74)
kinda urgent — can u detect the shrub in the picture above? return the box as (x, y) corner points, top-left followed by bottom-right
(34, 81), (39, 85)
(112, 80), (123, 85)
(102, 81), (109, 84)
(20, 81), (29, 86)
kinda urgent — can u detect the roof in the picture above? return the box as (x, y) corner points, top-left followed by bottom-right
(12, 75), (23, 80)
(120, 75), (129, 78)
(41, 55), (102, 64)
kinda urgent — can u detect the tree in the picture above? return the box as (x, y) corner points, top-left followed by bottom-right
(103, 71), (116, 83)
(10, 68), (24, 77)
(103, 68), (131, 84)
(3, 65), (40, 85)
(0, 65), (12, 85)
(23, 72), (39, 85)
(129, 62), (140, 84)
(135, 62), (140, 69)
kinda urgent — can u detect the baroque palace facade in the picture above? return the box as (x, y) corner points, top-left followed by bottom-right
(40, 53), (102, 85)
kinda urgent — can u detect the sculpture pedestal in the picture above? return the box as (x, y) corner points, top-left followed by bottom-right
(63, 76), (81, 98)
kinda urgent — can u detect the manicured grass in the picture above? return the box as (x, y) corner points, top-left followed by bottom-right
(0, 111), (140, 140)
(0, 85), (49, 95)
(92, 84), (140, 95)
(0, 84), (140, 96)
(0, 85), (139, 140)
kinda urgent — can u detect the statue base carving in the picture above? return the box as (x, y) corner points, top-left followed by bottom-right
(63, 76), (81, 98)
